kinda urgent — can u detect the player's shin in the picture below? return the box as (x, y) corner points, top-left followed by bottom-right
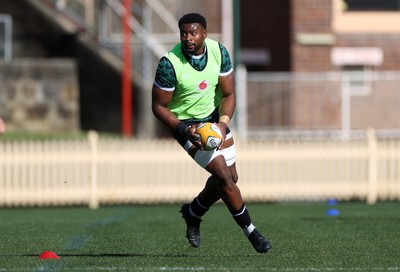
(231, 204), (255, 236)
(189, 196), (210, 218)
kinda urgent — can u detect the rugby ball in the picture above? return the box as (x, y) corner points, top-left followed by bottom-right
(196, 122), (223, 151)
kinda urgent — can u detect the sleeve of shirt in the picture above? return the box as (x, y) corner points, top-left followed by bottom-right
(154, 57), (176, 91)
(219, 43), (234, 76)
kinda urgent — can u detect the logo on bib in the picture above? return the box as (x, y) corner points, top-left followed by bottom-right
(197, 80), (209, 91)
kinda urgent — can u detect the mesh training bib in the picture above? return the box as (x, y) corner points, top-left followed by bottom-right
(166, 38), (222, 120)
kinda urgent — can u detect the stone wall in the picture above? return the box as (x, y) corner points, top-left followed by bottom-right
(0, 58), (80, 133)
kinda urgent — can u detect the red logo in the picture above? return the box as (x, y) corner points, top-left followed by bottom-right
(197, 80), (208, 91)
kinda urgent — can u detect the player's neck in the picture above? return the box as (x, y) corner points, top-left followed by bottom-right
(185, 45), (207, 59)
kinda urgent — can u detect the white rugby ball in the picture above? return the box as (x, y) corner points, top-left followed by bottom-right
(196, 122), (223, 151)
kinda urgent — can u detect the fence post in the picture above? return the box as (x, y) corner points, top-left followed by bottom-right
(236, 64), (248, 139)
(367, 128), (378, 204)
(88, 130), (99, 209)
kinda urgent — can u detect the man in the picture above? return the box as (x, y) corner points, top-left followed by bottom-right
(151, 13), (271, 253)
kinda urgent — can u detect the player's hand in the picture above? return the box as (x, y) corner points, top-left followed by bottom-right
(186, 124), (203, 150)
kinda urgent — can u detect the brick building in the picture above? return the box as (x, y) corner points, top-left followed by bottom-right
(241, 0), (400, 133)
(1, 0), (399, 135)
(241, 0), (400, 73)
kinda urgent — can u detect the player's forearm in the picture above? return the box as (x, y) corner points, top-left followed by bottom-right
(152, 104), (180, 130)
(219, 92), (236, 122)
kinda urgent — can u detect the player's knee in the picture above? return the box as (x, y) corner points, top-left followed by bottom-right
(217, 178), (236, 194)
(215, 168), (233, 186)
(232, 173), (238, 184)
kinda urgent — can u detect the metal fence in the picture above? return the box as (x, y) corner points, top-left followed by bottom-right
(236, 68), (400, 140)
(41, 1), (400, 140)
(1, 129), (399, 208)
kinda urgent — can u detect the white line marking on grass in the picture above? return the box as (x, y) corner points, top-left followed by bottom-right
(63, 234), (92, 250)
(73, 267), (399, 272)
(159, 267), (205, 271)
(36, 262), (64, 272)
(1, 267), (399, 272)
(33, 210), (134, 272)
(62, 210), (130, 251)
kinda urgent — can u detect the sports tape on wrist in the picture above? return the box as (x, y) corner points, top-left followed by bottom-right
(175, 122), (188, 135)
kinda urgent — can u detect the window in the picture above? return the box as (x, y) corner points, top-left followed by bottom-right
(344, 0), (400, 11)
(333, 0), (400, 33)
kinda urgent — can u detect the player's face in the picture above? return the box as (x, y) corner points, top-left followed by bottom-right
(179, 23), (207, 55)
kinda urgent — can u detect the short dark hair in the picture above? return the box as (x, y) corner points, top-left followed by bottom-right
(178, 13), (207, 29)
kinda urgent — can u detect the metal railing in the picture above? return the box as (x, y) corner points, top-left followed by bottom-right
(47, 0), (226, 90)
(236, 68), (400, 140)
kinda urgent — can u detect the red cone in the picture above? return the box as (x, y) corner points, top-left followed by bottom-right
(38, 251), (60, 260)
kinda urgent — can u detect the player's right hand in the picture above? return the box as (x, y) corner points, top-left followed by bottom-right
(187, 124), (203, 150)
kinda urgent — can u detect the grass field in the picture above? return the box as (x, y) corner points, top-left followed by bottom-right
(0, 202), (399, 271)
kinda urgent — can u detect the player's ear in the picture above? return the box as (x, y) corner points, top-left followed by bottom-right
(203, 28), (208, 38)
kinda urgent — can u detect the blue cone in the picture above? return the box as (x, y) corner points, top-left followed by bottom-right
(326, 208), (340, 216)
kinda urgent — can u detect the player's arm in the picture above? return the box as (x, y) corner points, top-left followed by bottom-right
(151, 56), (202, 148)
(217, 72), (236, 140)
(151, 57), (182, 130)
(151, 85), (179, 129)
(218, 72), (236, 123)
(152, 85), (202, 149)
(217, 43), (236, 140)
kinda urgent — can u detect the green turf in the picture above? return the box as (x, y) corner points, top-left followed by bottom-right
(0, 130), (120, 141)
(0, 202), (399, 271)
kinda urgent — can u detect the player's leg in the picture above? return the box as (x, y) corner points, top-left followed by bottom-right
(180, 130), (271, 253)
(182, 132), (236, 225)
(205, 157), (271, 253)
(180, 154), (230, 248)
(179, 144), (228, 248)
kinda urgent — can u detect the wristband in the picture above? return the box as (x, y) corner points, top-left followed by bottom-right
(219, 115), (231, 126)
(175, 122), (188, 135)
